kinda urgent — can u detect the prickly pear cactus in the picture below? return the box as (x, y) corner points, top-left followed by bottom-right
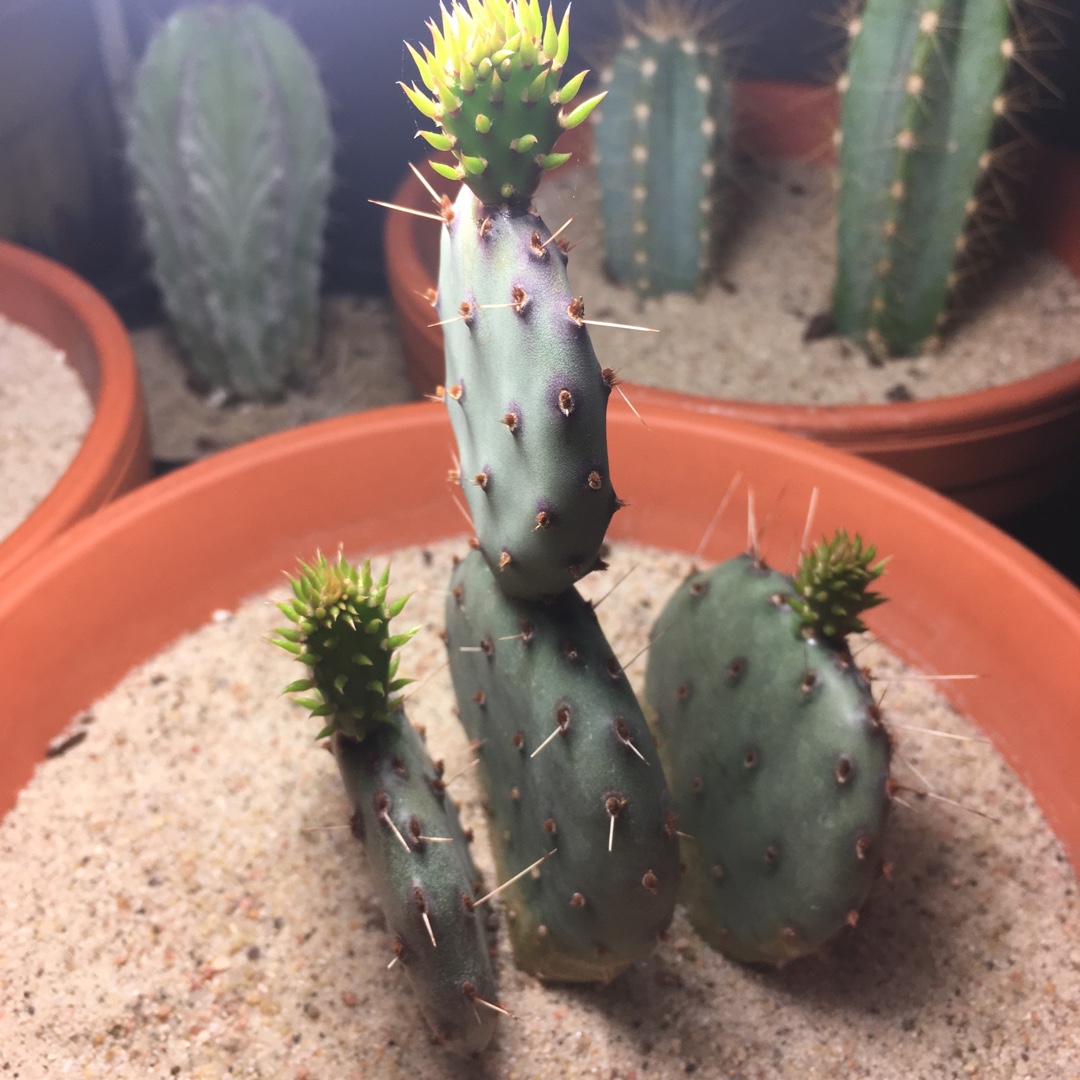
(445, 549), (680, 982)
(128, 3), (332, 400)
(832, 0), (1014, 357)
(593, 13), (731, 296)
(404, 0), (617, 601)
(644, 533), (892, 965)
(273, 554), (500, 1054)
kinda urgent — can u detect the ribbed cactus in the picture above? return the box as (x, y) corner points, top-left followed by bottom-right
(445, 549), (680, 982)
(402, 1), (678, 984)
(273, 555), (500, 1054)
(128, 3), (332, 400)
(832, 0), (1014, 357)
(593, 9), (731, 296)
(645, 532), (893, 965)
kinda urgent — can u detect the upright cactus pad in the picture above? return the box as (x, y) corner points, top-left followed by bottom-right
(128, 3), (332, 399)
(273, 555), (500, 1054)
(404, 1), (617, 601)
(832, 0), (1014, 357)
(644, 536), (892, 965)
(445, 549), (680, 982)
(594, 17), (731, 296)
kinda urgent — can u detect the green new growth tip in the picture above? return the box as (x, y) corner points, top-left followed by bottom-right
(645, 532), (893, 965)
(272, 553), (415, 742)
(402, 0), (604, 206)
(273, 553), (499, 1054)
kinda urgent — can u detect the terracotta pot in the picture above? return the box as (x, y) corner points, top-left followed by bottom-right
(2, 402), (1078, 879)
(0, 240), (151, 580)
(384, 80), (1080, 519)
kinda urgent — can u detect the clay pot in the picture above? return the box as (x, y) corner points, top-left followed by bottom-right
(2, 402), (1078, 875)
(0, 240), (151, 580)
(384, 80), (1080, 519)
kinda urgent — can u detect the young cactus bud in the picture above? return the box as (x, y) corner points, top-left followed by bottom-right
(402, 0), (604, 206)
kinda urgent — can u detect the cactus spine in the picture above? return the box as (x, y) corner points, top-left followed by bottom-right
(404, 1), (679, 982)
(832, 0), (1014, 357)
(593, 8), (731, 296)
(273, 555), (499, 1054)
(128, 3), (332, 400)
(645, 531), (892, 965)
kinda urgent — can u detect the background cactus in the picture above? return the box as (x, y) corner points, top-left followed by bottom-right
(273, 554), (500, 1055)
(831, 0), (1015, 357)
(593, 5), (732, 296)
(127, 3), (333, 400)
(645, 532), (893, 965)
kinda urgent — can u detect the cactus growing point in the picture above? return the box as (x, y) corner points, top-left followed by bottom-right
(273, 554), (500, 1054)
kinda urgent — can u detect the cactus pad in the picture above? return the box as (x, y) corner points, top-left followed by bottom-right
(645, 540), (892, 965)
(445, 549), (680, 982)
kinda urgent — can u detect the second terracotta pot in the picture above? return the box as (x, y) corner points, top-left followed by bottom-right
(0, 240), (151, 581)
(384, 81), (1080, 519)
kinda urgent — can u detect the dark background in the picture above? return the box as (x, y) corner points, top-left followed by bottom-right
(2, 0), (1078, 581)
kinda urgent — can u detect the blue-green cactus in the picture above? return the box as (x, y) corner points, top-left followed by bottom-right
(128, 3), (332, 399)
(445, 549), (680, 982)
(645, 533), (892, 965)
(593, 15), (732, 296)
(404, 0), (616, 602)
(273, 554), (500, 1054)
(832, 0), (1014, 357)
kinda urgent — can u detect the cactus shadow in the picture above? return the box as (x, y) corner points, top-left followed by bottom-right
(556, 796), (990, 1044)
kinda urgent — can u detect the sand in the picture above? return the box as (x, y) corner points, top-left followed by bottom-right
(2, 538), (1077, 1079)
(131, 295), (415, 463)
(0, 315), (93, 542)
(532, 158), (1080, 407)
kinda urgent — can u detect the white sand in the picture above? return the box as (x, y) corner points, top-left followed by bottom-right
(534, 159), (1080, 407)
(0, 315), (93, 542)
(2, 539), (1077, 1078)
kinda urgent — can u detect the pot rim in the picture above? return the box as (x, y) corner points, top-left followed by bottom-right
(0, 240), (150, 580)
(1, 402), (1077, 870)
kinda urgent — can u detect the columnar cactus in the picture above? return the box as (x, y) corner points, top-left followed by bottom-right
(832, 0), (1015, 357)
(273, 555), (500, 1054)
(403, 0), (679, 983)
(128, 3), (333, 400)
(645, 531), (893, 965)
(593, 9), (732, 296)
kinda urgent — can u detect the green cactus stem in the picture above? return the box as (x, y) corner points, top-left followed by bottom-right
(832, 0), (1014, 357)
(403, 0), (618, 601)
(273, 554), (500, 1054)
(128, 3), (333, 400)
(593, 7), (732, 296)
(445, 549), (680, 982)
(645, 533), (892, 965)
